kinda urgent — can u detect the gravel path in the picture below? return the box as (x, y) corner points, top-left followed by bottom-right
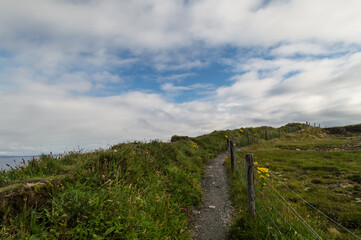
(190, 152), (233, 240)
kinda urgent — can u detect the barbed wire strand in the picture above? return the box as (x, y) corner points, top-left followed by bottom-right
(268, 171), (361, 240)
(234, 164), (246, 186)
(257, 188), (305, 240)
(258, 179), (318, 239)
(234, 159), (286, 239)
(259, 173), (323, 240)
(256, 207), (279, 239)
(233, 155), (280, 239)
(234, 152), (321, 239)
(256, 196), (288, 240)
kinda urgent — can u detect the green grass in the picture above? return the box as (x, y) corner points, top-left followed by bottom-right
(226, 127), (361, 239)
(2, 125), (287, 239)
(0, 123), (308, 239)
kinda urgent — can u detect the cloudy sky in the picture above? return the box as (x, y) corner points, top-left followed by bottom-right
(1, 0), (361, 155)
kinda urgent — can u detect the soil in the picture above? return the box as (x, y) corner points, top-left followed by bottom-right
(190, 152), (233, 240)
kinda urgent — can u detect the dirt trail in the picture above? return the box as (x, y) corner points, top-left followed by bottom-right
(190, 152), (233, 240)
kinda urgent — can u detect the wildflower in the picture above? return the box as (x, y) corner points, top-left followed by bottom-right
(102, 174), (105, 179)
(225, 135), (228, 138)
(239, 129), (244, 133)
(257, 167), (269, 173)
(190, 142), (199, 149)
(114, 149), (118, 153)
(106, 179), (112, 183)
(257, 167), (270, 180)
(254, 162), (258, 166)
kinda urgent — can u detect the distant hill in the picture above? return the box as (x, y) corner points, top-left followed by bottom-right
(324, 123), (361, 134)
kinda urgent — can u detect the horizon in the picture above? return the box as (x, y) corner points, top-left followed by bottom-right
(1, 0), (361, 156)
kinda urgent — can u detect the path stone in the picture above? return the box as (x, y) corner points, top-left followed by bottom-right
(190, 152), (233, 240)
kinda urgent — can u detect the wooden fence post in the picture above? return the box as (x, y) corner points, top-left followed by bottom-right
(246, 154), (256, 216)
(227, 138), (229, 155)
(265, 129), (268, 141)
(230, 140), (234, 172)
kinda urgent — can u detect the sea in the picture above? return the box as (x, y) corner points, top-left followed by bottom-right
(0, 156), (39, 171)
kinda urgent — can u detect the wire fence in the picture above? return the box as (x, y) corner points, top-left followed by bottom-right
(228, 126), (361, 240)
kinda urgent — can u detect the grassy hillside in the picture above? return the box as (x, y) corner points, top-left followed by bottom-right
(1, 125), (290, 239)
(226, 127), (361, 239)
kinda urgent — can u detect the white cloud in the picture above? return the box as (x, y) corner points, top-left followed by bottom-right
(157, 73), (196, 83)
(216, 51), (361, 126)
(161, 83), (191, 92)
(1, 0), (361, 155)
(216, 72), (278, 100)
(270, 42), (329, 56)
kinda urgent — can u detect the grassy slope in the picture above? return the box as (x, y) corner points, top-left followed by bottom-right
(2, 125), (285, 239)
(226, 127), (361, 239)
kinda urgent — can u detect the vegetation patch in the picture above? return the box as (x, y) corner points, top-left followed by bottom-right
(0, 126), (260, 239)
(226, 126), (361, 239)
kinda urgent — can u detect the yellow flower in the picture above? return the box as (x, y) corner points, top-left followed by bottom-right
(225, 135), (228, 138)
(257, 166), (270, 180)
(254, 162), (258, 166)
(240, 129), (244, 133)
(190, 142), (199, 149)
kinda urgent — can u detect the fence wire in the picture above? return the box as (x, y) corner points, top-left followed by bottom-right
(233, 152), (361, 240)
(229, 126), (361, 240)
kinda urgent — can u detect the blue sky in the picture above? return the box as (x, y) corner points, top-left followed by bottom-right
(1, 0), (361, 155)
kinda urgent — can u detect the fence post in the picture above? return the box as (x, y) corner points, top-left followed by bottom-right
(227, 138), (229, 155)
(246, 154), (256, 216)
(247, 132), (250, 145)
(265, 129), (268, 141)
(230, 140), (234, 172)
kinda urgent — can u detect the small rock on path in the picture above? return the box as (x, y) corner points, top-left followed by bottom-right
(190, 152), (233, 240)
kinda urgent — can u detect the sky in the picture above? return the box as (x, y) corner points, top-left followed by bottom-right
(1, 0), (361, 156)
